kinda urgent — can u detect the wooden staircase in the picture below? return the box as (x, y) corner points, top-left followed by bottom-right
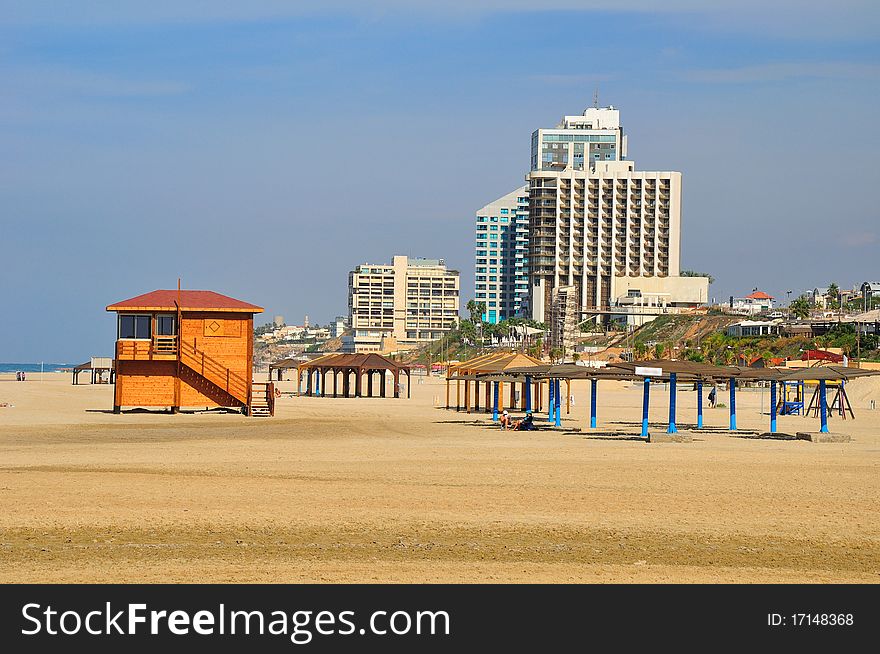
(178, 340), (274, 417)
(249, 382), (274, 417)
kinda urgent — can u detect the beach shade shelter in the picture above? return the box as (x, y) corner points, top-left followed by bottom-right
(296, 353), (411, 399)
(776, 366), (880, 433)
(72, 358), (115, 385)
(723, 366), (788, 433)
(612, 360), (739, 435)
(267, 358), (301, 381)
(456, 374), (523, 420)
(504, 363), (634, 430)
(106, 289), (273, 416)
(446, 352), (543, 413)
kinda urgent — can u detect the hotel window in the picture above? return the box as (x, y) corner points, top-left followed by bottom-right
(118, 314), (151, 340)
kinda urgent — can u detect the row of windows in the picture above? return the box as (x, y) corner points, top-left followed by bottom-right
(540, 133), (618, 143)
(118, 314), (176, 340)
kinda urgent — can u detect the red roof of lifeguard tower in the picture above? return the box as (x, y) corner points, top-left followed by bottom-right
(106, 290), (263, 313)
(745, 291), (773, 300)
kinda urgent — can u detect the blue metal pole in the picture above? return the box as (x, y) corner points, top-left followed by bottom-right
(590, 378), (597, 429)
(315, 371), (320, 396)
(641, 377), (650, 438)
(729, 377), (737, 431)
(524, 376), (532, 412)
(820, 379), (828, 433)
(554, 379), (562, 427)
(696, 380), (703, 429)
(770, 380), (777, 433)
(667, 372), (678, 433)
(548, 379), (554, 422)
(492, 382), (499, 421)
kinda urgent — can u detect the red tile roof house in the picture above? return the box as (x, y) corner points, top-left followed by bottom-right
(731, 291), (775, 316)
(106, 289), (274, 416)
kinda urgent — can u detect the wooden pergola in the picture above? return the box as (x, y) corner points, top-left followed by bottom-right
(267, 358), (301, 381)
(72, 360), (115, 385)
(297, 353), (411, 399)
(445, 352), (545, 414)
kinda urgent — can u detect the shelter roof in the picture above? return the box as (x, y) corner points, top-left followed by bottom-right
(298, 353), (409, 371)
(779, 366), (880, 381)
(106, 290), (263, 313)
(73, 360), (115, 371)
(449, 352), (544, 375)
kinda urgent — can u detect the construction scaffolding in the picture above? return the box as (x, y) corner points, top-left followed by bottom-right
(550, 285), (578, 353)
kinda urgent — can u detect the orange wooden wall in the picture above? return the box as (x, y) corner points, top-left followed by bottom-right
(115, 312), (254, 409)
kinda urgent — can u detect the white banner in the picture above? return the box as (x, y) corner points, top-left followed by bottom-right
(635, 366), (662, 377)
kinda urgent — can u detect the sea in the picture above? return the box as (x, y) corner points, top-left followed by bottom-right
(0, 363), (74, 374)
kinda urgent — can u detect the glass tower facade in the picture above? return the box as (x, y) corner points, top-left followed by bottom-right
(474, 185), (530, 324)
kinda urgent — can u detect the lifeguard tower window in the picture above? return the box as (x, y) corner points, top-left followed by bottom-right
(156, 314), (177, 336)
(119, 315), (151, 340)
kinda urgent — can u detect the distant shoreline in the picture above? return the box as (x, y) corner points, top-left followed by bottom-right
(0, 363), (72, 374)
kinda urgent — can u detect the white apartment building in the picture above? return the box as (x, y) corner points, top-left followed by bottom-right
(474, 185), (530, 323)
(343, 255), (460, 353)
(526, 106), (708, 346)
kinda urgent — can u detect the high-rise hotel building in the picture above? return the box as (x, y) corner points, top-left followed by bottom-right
(474, 186), (530, 323)
(343, 255), (460, 353)
(526, 106), (707, 346)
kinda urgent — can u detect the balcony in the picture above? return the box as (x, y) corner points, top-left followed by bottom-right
(116, 335), (178, 361)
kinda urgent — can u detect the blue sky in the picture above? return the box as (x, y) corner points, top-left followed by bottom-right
(2, 1), (879, 361)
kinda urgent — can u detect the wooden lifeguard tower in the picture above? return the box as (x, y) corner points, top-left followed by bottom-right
(106, 289), (274, 416)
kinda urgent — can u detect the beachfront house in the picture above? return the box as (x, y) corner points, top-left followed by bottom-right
(106, 289), (273, 416)
(730, 291), (774, 316)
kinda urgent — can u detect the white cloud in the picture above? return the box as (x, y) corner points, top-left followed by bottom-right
(682, 62), (880, 84)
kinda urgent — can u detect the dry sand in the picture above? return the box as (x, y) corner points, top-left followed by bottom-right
(1, 372), (879, 583)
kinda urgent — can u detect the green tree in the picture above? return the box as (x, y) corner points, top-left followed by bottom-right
(654, 342), (665, 359)
(681, 270), (715, 284)
(465, 300), (486, 325)
(633, 342), (648, 360)
(825, 282), (840, 310)
(789, 295), (811, 319)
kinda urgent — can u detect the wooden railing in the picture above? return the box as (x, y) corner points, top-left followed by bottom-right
(178, 339), (249, 405)
(116, 338), (177, 360)
(116, 340), (151, 359)
(153, 335), (178, 354)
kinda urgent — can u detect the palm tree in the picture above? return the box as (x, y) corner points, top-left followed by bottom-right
(826, 283), (839, 309)
(465, 299), (486, 325)
(790, 295), (811, 319)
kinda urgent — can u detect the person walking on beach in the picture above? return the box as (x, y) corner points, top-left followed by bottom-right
(708, 385), (717, 408)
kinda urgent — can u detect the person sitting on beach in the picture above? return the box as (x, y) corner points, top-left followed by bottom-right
(513, 412), (536, 431)
(499, 410), (511, 430)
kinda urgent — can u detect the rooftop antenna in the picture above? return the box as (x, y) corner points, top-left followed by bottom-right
(593, 86), (599, 108)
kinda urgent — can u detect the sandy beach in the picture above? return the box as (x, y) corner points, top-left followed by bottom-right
(1, 371), (879, 583)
